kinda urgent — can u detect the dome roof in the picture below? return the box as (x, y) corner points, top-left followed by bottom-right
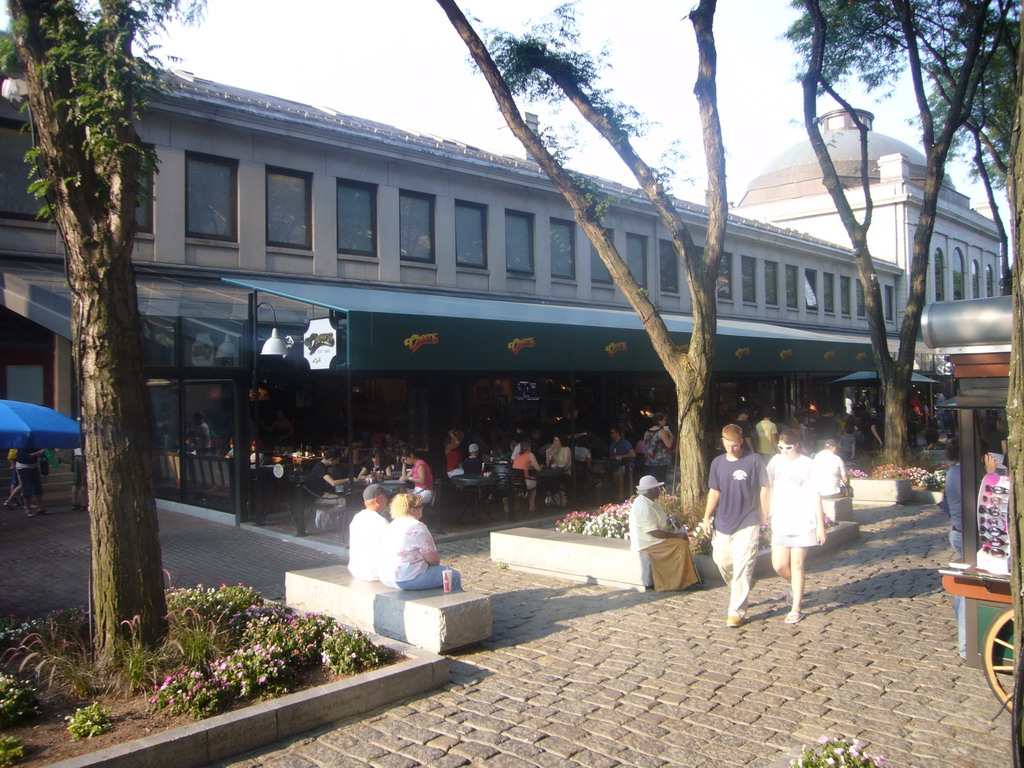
(739, 109), (948, 206)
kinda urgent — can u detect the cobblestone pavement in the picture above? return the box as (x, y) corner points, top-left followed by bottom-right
(1, 498), (1011, 766)
(214, 503), (1011, 768)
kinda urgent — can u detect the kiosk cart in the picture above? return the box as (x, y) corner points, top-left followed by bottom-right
(922, 296), (1013, 707)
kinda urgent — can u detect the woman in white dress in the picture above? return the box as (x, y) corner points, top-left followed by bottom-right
(766, 429), (826, 624)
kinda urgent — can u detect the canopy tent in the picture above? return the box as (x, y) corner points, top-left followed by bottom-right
(830, 371), (941, 385)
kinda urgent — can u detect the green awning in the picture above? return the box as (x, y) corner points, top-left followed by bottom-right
(226, 277), (876, 374)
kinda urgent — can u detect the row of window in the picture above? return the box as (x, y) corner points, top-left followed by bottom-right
(934, 248), (998, 300)
(185, 153), (888, 315)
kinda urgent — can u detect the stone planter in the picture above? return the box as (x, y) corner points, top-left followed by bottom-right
(491, 522), (860, 590)
(849, 477), (912, 504)
(911, 488), (944, 504)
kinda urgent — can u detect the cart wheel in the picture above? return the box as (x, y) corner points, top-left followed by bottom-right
(982, 608), (1015, 709)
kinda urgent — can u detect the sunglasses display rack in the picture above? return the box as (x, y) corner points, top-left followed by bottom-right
(976, 472), (1012, 575)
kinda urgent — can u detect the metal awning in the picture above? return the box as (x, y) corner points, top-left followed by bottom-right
(0, 259), (879, 374)
(226, 276), (876, 373)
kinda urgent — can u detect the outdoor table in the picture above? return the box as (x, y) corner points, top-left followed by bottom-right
(591, 458), (632, 501)
(536, 466), (567, 506)
(450, 474), (499, 521)
(380, 479), (410, 495)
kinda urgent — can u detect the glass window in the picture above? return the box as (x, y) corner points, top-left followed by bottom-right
(840, 275), (851, 316)
(953, 248), (965, 300)
(590, 233), (613, 284)
(986, 264), (994, 296)
(0, 121), (38, 218)
(717, 253), (733, 301)
(626, 233), (647, 288)
(785, 264), (798, 309)
(186, 153), (238, 241)
(400, 190), (435, 262)
(266, 167), (311, 249)
(884, 285), (894, 320)
(659, 239), (678, 294)
(455, 201), (487, 268)
(823, 272), (834, 313)
(804, 268), (818, 311)
(856, 280), (866, 317)
(135, 165), (154, 233)
(549, 218), (575, 279)
(971, 259), (980, 298)
(505, 210), (534, 274)
(934, 249), (945, 301)
(741, 256), (756, 304)
(337, 179), (376, 256)
(764, 261), (778, 306)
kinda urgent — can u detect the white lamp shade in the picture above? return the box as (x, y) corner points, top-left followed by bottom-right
(261, 328), (288, 357)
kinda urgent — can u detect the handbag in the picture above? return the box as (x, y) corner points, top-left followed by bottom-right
(38, 456), (49, 476)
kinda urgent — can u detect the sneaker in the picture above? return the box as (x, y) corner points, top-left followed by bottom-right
(726, 615), (744, 628)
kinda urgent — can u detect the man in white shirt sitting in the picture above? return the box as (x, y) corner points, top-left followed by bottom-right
(812, 438), (849, 506)
(348, 484), (389, 581)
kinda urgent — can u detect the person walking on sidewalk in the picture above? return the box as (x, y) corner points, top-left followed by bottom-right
(14, 445), (47, 517)
(766, 429), (827, 625)
(703, 424), (770, 628)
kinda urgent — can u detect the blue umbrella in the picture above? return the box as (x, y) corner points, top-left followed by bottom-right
(0, 400), (81, 449)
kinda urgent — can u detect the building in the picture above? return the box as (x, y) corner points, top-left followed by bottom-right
(0, 72), (995, 518)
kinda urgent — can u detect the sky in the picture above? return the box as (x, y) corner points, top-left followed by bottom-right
(1, 0), (997, 213)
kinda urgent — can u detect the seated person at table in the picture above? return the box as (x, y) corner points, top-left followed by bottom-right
(444, 429), (465, 478)
(512, 440), (542, 515)
(462, 443), (484, 476)
(305, 448), (348, 495)
(629, 475), (699, 591)
(545, 434), (572, 507)
(348, 484), (390, 581)
(399, 445), (435, 505)
(357, 445), (395, 482)
(298, 448), (347, 537)
(378, 493), (461, 591)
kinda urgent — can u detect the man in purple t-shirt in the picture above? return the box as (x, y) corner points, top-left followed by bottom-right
(703, 424), (770, 628)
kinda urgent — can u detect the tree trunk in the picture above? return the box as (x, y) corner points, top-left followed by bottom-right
(70, 240), (167, 656)
(9, 0), (168, 657)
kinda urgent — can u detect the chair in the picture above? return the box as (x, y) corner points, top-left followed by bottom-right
(510, 468), (528, 521)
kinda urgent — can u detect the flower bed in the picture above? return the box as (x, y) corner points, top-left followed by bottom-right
(0, 585), (403, 765)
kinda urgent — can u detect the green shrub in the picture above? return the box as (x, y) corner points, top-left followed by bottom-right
(0, 673), (38, 727)
(0, 735), (24, 767)
(165, 607), (233, 671)
(211, 644), (296, 700)
(150, 668), (232, 719)
(65, 702), (112, 740)
(0, 617), (41, 652)
(16, 623), (99, 698)
(241, 612), (338, 670)
(165, 585), (264, 632)
(321, 630), (394, 676)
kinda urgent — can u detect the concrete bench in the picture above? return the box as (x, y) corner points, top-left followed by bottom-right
(491, 528), (653, 591)
(286, 565), (492, 653)
(822, 496), (853, 522)
(492, 522), (861, 590)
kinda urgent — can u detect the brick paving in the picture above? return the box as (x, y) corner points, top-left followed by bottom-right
(0, 495), (1011, 767)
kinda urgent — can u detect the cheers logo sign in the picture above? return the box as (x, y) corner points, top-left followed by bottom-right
(605, 341), (628, 357)
(404, 333), (440, 353)
(507, 337), (537, 356)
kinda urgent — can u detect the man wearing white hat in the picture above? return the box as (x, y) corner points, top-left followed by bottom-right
(628, 475), (699, 591)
